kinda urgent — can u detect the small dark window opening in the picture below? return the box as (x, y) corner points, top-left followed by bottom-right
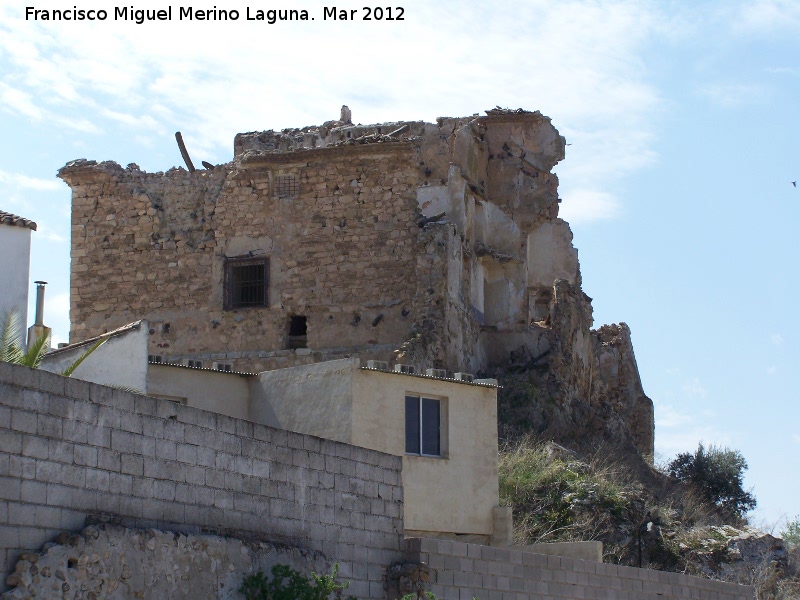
(225, 256), (268, 309)
(405, 395), (441, 456)
(287, 316), (308, 349)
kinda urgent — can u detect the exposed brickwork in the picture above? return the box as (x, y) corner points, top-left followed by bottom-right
(0, 362), (404, 597)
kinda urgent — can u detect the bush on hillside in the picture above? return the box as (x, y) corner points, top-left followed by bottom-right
(667, 444), (756, 519)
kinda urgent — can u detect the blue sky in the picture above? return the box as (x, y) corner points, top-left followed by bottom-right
(1, 0), (798, 529)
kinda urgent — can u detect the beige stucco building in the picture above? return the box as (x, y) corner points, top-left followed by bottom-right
(42, 323), (506, 543)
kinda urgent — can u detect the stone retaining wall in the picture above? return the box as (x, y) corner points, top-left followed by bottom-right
(0, 363), (404, 597)
(405, 538), (755, 600)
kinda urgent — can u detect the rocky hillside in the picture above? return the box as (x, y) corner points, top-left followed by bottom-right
(496, 433), (800, 599)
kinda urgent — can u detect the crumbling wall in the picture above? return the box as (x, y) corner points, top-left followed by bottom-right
(62, 161), (223, 344)
(60, 107), (655, 455)
(3, 523), (331, 600)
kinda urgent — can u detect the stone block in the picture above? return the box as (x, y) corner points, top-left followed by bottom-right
(98, 406), (123, 429)
(0, 430), (22, 455)
(10, 365), (41, 391)
(47, 395), (74, 419)
(61, 419), (88, 444)
(96, 463), (128, 492)
(119, 413), (143, 435)
(37, 371), (66, 397)
(7, 455), (35, 480)
(85, 468), (110, 491)
(48, 440), (74, 464)
(134, 395), (159, 416)
(17, 526), (49, 551)
(86, 426), (111, 448)
(63, 377), (90, 403)
(155, 440), (177, 461)
(10, 410), (37, 434)
(73, 444), (98, 467)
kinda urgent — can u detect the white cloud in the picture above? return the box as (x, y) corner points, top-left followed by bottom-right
(734, 0), (800, 34)
(35, 223), (67, 242)
(682, 377), (708, 400)
(793, 434), (800, 445)
(0, 169), (62, 191)
(0, 0), (669, 221)
(767, 366), (777, 376)
(771, 333), (784, 346)
(655, 403), (694, 428)
(560, 190), (621, 223)
(656, 427), (733, 458)
(699, 82), (770, 108)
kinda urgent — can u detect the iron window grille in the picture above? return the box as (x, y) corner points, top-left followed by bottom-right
(405, 395), (441, 456)
(275, 174), (298, 198)
(224, 256), (268, 309)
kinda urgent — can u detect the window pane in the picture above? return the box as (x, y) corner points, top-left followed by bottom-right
(421, 398), (440, 456)
(405, 396), (420, 454)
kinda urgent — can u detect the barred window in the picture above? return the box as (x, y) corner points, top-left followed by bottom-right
(224, 256), (268, 309)
(275, 174), (298, 198)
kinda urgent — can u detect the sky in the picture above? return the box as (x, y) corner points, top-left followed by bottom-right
(1, 0), (798, 530)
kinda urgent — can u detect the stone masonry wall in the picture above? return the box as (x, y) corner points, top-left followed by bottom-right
(60, 144), (448, 374)
(405, 537), (755, 600)
(0, 362), (404, 597)
(2, 523), (334, 599)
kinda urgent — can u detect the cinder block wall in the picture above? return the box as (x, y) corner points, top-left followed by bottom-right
(0, 363), (404, 597)
(406, 538), (755, 600)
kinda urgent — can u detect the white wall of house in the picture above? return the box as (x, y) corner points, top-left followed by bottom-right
(40, 323), (149, 391)
(0, 223), (33, 345)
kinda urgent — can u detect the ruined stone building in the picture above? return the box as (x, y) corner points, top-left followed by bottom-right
(58, 107), (654, 457)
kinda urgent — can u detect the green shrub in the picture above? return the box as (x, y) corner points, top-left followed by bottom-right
(667, 444), (756, 519)
(239, 563), (355, 600)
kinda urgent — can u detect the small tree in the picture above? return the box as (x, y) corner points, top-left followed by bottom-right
(782, 516), (800, 548)
(667, 443), (756, 518)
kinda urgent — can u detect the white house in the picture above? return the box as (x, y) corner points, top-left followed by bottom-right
(0, 210), (36, 346)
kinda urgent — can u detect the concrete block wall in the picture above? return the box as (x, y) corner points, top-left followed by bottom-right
(405, 538), (755, 600)
(0, 363), (404, 597)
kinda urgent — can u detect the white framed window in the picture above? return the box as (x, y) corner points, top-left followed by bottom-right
(405, 395), (442, 457)
(187, 359), (203, 369)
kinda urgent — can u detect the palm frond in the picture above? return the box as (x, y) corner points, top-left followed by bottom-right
(61, 337), (107, 377)
(22, 330), (52, 368)
(1, 310), (25, 364)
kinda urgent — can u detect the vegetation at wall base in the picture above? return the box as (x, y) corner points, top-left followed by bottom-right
(238, 563), (356, 600)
